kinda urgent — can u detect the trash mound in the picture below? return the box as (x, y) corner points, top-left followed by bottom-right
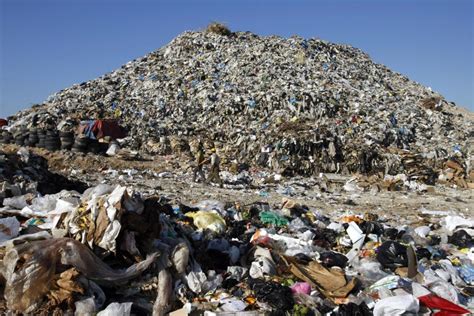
(0, 148), (87, 206)
(5, 27), (474, 185)
(1, 182), (473, 315)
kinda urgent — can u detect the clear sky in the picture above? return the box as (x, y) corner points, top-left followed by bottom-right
(1, 0), (473, 117)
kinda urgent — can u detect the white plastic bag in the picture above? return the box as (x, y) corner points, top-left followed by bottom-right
(97, 302), (132, 316)
(0, 217), (20, 243)
(373, 294), (419, 316)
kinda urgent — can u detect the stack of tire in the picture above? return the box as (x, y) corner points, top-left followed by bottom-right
(13, 128), (28, 146)
(88, 138), (101, 154)
(37, 130), (46, 148)
(44, 130), (61, 151)
(59, 131), (74, 150)
(25, 128), (39, 147)
(71, 136), (89, 153)
(0, 131), (13, 144)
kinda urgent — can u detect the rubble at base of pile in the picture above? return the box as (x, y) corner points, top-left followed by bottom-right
(0, 168), (473, 315)
(0, 148), (87, 206)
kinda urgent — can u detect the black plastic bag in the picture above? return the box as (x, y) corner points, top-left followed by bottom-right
(320, 251), (348, 268)
(248, 278), (294, 311)
(376, 241), (408, 270)
(312, 227), (338, 248)
(448, 230), (473, 248)
(359, 221), (384, 235)
(332, 302), (372, 316)
(383, 228), (399, 240)
(416, 247), (432, 260)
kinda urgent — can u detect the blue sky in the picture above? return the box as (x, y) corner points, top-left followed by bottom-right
(1, 0), (473, 117)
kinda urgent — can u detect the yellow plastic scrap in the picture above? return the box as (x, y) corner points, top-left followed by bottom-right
(304, 211), (316, 223)
(459, 249), (470, 255)
(74, 206), (91, 230)
(185, 211), (226, 234)
(450, 257), (462, 266)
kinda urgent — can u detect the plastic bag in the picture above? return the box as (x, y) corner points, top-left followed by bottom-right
(185, 270), (223, 294)
(448, 230), (473, 248)
(185, 210), (226, 233)
(376, 241), (408, 270)
(186, 271), (208, 294)
(0, 216), (20, 243)
(351, 258), (388, 286)
(2, 195), (29, 209)
(97, 302), (132, 316)
(414, 226), (431, 238)
(291, 282), (312, 295)
(320, 251), (348, 268)
(227, 266), (248, 281)
(373, 295), (419, 316)
(81, 184), (114, 202)
(1, 237), (157, 312)
(106, 142), (120, 156)
(248, 278), (294, 311)
(442, 216), (474, 232)
(74, 297), (97, 316)
(359, 221), (384, 235)
(219, 298), (247, 312)
(30, 194), (59, 213)
(249, 246), (276, 278)
(418, 294), (470, 315)
(260, 211), (289, 226)
(457, 264), (474, 285)
(333, 302), (372, 316)
(368, 275), (400, 292)
(423, 269), (460, 304)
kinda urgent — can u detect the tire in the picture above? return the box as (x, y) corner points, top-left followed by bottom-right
(59, 131), (74, 138)
(46, 130), (58, 137)
(71, 146), (86, 153)
(60, 139), (74, 144)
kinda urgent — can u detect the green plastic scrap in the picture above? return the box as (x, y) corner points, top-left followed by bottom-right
(260, 211), (289, 226)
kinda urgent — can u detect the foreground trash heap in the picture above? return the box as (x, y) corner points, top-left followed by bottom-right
(6, 26), (474, 186)
(1, 162), (473, 315)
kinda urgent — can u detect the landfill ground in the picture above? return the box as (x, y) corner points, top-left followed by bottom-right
(1, 145), (474, 316)
(2, 144), (472, 223)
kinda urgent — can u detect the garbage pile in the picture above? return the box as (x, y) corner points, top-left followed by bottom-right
(1, 172), (473, 314)
(5, 27), (473, 186)
(0, 148), (87, 206)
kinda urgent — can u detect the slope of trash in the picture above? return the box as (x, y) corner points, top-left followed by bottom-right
(4, 27), (474, 186)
